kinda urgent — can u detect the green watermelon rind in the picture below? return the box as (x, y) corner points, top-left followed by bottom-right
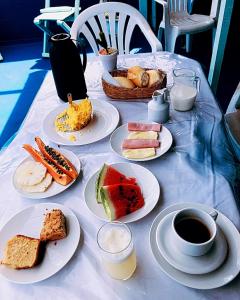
(95, 164), (108, 203)
(100, 187), (115, 221)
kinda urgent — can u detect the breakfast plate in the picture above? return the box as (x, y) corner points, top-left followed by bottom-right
(84, 162), (160, 223)
(43, 99), (119, 146)
(110, 122), (173, 161)
(13, 149), (81, 199)
(156, 211), (228, 275)
(0, 202), (80, 284)
(150, 202), (240, 289)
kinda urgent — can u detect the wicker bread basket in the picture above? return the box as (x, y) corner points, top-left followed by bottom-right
(102, 69), (167, 101)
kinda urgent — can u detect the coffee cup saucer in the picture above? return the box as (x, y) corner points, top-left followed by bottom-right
(156, 211), (228, 275)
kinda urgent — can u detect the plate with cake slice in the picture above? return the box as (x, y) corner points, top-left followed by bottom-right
(0, 203), (80, 284)
(110, 121), (173, 161)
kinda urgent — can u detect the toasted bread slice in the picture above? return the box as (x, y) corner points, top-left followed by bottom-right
(40, 209), (67, 241)
(1, 235), (41, 269)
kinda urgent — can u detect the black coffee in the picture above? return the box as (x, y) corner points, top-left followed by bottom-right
(175, 218), (211, 243)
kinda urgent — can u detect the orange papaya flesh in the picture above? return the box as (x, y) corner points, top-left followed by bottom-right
(35, 137), (78, 179)
(23, 144), (73, 186)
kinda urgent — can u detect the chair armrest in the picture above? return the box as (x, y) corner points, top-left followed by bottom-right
(154, 0), (167, 8)
(146, 29), (163, 52)
(154, 0), (171, 27)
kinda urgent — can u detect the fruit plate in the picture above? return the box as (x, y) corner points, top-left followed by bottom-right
(43, 99), (119, 146)
(12, 149), (81, 199)
(84, 162), (160, 223)
(0, 203), (80, 284)
(110, 122), (173, 162)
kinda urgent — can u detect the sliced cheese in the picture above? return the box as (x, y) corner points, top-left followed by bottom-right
(122, 148), (156, 159)
(127, 131), (158, 140)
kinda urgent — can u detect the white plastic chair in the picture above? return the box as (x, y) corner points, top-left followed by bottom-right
(70, 2), (162, 55)
(34, 0), (81, 57)
(154, 0), (220, 53)
(224, 82), (240, 161)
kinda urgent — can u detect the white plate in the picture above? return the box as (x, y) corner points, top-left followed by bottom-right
(110, 122), (173, 162)
(43, 99), (119, 146)
(13, 149), (81, 199)
(84, 162), (160, 223)
(0, 203), (80, 284)
(150, 202), (240, 289)
(156, 211), (228, 275)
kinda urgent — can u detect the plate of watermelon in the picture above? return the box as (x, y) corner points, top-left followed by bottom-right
(84, 163), (160, 223)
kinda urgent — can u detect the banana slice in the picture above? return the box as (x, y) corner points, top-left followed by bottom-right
(15, 161), (47, 186)
(20, 173), (53, 193)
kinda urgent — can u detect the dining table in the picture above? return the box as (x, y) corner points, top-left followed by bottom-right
(0, 52), (239, 300)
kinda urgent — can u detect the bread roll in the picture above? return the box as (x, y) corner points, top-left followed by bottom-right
(114, 76), (135, 89)
(146, 70), (161, 87)
(127, 66), (149, 87)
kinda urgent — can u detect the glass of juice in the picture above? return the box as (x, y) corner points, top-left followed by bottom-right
(97, 222), (137, 280)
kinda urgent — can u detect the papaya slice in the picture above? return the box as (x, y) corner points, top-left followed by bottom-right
(35, 137), (78, 179)
(23, 144), (72, 186)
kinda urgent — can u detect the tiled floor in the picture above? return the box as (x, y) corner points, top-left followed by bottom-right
(0, 41), (50, 149)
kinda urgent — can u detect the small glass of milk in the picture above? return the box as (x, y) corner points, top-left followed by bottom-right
(97, 222), (136, 280)
(170, 68), (200, 111)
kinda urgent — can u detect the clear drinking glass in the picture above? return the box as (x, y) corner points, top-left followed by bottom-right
(97, 222), (137, 280)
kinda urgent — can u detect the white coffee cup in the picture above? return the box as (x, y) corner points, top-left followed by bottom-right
(172, 208), (218, 257)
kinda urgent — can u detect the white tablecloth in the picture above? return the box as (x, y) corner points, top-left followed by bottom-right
(0, 53), (239, 300)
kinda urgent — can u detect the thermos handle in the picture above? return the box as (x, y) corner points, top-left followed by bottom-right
(76, 37), (87, 72)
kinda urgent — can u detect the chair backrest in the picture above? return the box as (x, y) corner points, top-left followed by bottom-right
(167, 0), (219, 18)
(167, 0), (188, 13)
(224, 82), (240, 161)
(44, 0), (80, 19)
(226, 82), (240, 114)
(70, 2), (162, 55)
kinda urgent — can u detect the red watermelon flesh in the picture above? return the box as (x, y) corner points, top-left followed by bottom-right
(100, 184), (145, 220)
(96, 164), (137, 203)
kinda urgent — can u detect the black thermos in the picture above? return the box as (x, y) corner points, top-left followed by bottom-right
(49, 33), (87, 102)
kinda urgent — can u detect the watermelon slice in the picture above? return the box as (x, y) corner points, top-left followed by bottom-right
(100, 184), (145, 221)
(96, 164), (137, 203)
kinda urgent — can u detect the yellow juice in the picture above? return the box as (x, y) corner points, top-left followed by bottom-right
(102, 249), (137, 280)
(97, 223), (137, 280)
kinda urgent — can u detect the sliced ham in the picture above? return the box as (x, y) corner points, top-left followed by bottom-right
(122, 139), (160, 149)
(128, 122), (161, 132)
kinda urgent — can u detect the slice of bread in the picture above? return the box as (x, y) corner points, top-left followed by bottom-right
(1, 235), (41, 269)
(40, 209), (67, 241)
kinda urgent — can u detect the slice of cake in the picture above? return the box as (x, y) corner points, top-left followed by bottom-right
(40, 209), (67, 241)
(1, 235), (41, 269)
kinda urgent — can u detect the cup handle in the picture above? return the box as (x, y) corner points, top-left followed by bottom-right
(194, 76), (201, 92)
(209, 210), (218, 221)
